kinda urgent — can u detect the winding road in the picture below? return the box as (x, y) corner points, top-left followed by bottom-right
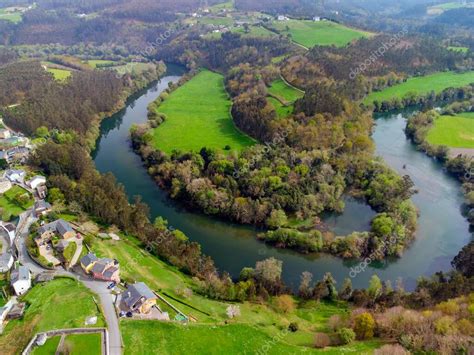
(14, 210), (123, 355)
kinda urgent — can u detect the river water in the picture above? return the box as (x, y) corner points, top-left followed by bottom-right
(92, 66), (472, 290)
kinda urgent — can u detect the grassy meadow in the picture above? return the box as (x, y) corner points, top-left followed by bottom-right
(272, 20), (372, 48)
(0, 8), (22, 23)
(447, 46), (469, 53)
(92, 235), (383, 353)
(426, 112), (474, 148)
(364, 71), (474, 104)
(0, 185), (34, 220)
(46, 68), (72, 81)
(0, 277), (105, 354)
(86, 59), (117, 68)
(63, 333), (102, 354)
(152, 69), (255, 153)
(267, 78), (304, 118)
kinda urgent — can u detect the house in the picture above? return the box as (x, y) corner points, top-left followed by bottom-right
(33, 200), (52, 217)
(55, 239), (70, 252)
(36, 185), (48, 199)
(5, 169), (26, 183)
(0, 299), (14, 325)
(11, 265), (31, 296)
(0, 178), (12, 194)
(7, 302), (26, 319)
(121, 282), (157, 314)
(277, 15), (289, 21)
(37, 219), (75, 243)
(80, 253), (120, 283)
(0, 129), (11, 139)
(80, 253), (99, 273)
(0, 252), (14, 273)
(1, 222), (16, 244)
(27, 175), (46, 190)
(313, 16), (321, 22)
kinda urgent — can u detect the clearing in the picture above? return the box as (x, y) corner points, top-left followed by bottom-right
(0, 8), (23, 23)
(152, 69), (255, 153)
(271, 20), (372, 48)
(426, 112), (474, 148)
(364, 71), (474, 104)
(0, 277), (105, 354)
(267, 78), (304, 118)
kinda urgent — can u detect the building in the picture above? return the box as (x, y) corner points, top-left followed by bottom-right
(313, 16), (321, 22)
(0, 178), (12, 194)
(27, 175), (46, 190)
(5, 169), (26, 183)
(11, 265), (31, 296)
(121, 282), (157, 314)
(0, 252), (14, 273)
(277, 15), (289, 21)
(80, 253), (120, 283)
(37, 219), (75, 244)
(33, 200), (52, 217)
(0, 129), (11, 139)
(36, 185), (48, 199)
(1, 222), (16, 244)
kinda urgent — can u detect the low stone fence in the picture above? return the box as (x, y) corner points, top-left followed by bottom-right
(22, 327), (108, 355)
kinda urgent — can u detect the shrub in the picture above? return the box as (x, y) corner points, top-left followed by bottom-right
(337, 327), (355, 345)
(455, 318), (474, 336)
(434, 316), (455, 335)
(436, 300), (460, 315)
(374, 344), (410, 355)
(288, 322), (298, 332)
(273, 295), (295, 314)
(314, 332), (331, 348)
(353, 312), (375, 340)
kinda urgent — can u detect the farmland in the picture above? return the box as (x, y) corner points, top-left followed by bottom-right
(271, 20), (372, 48)
(426, 112), (474, 148)
(0, 278), (105, 354)
(267, 78), (304, 118)
(152, 69), (255, 153)
(0, 185), (34, 221)
(0, 8), (23, 23)
(364, 71), (474, 104)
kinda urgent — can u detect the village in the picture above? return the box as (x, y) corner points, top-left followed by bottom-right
(0, 122), (190, 353)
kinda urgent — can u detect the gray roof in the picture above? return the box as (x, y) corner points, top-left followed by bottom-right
(11, 266), (29, 284)
(34, 200), (52, 211)
(38, 219), (73, 237)
(91, 258), (114, 274)
(103, 267), (118, 279)
(3, 223), (16, 232)
(80, 253), (98, 267)
(122, 282), (156, 308)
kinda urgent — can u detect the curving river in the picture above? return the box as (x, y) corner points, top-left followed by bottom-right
(92, 65), (472, 290)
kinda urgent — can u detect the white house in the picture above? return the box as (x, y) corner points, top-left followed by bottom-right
(313, 16), (321, 22)
(5, 169), (26, 183)
(0, 253), (14, 273)
(0, 129), (11, 139)
(11, 265), (31, 296)
(0, 178), (12, 194)
(277, 15), (289, 21)
(27, 175), (46, 190)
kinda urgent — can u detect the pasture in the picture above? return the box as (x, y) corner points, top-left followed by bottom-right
(364, 71), (474, 104)
(272, 20), (372, 48)
(267, 78), (304, 118)
(426, 112), (474, 148)
(152, 69), (255, 153)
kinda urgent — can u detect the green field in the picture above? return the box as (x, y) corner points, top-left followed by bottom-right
(426, 112), (474, 148)
(267, 79), (304, 118)
(430, 1), (474, 11)
(31, 336), (61, 355)
(0, 277), (105, 354)
(121, 321), (383, 355)
(447, 46), (469, 53)
(272, 20), (372, 48)
(47, 68), (72, 81)
(63, 333), (102, 354)
(0, 185), (34, 220)
(113, 62), (155, 75)
(0, 8), (22, 23)
(364, 71), (474, 104)
(205, 25), (276, 39)
(198, 16), (234, 26)
(152, 69), (255, 153)
(86, 59), (117, 68)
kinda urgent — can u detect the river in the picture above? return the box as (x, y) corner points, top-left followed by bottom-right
(92, 65), (472, 290)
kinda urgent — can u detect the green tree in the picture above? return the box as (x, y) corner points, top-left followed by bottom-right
(353, 312), (375, 340)
(368, 275), (382, 301)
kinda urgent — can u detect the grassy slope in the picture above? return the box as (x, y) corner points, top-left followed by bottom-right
(31, 336), (61, 355)
(86, 59), (116, 68)
(267, 79), (304, 118)
(0, 185), (34, 220)
(153, 69), (255, 153)
(426, 112), (474, 148)
(0, 278), (105, 354)
(364, 71), (474, 104)
(273, 20), (372, 48)
(0, 9), (22, 23)
(47, 68), (71, 81)
(92, 236), (381, 352)
(447, 46), (469, 53)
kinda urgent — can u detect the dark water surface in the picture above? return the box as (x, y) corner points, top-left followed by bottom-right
(93, 67), (472, 290)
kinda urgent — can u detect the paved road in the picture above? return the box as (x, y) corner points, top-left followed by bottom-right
(15, 211), (123, 354)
